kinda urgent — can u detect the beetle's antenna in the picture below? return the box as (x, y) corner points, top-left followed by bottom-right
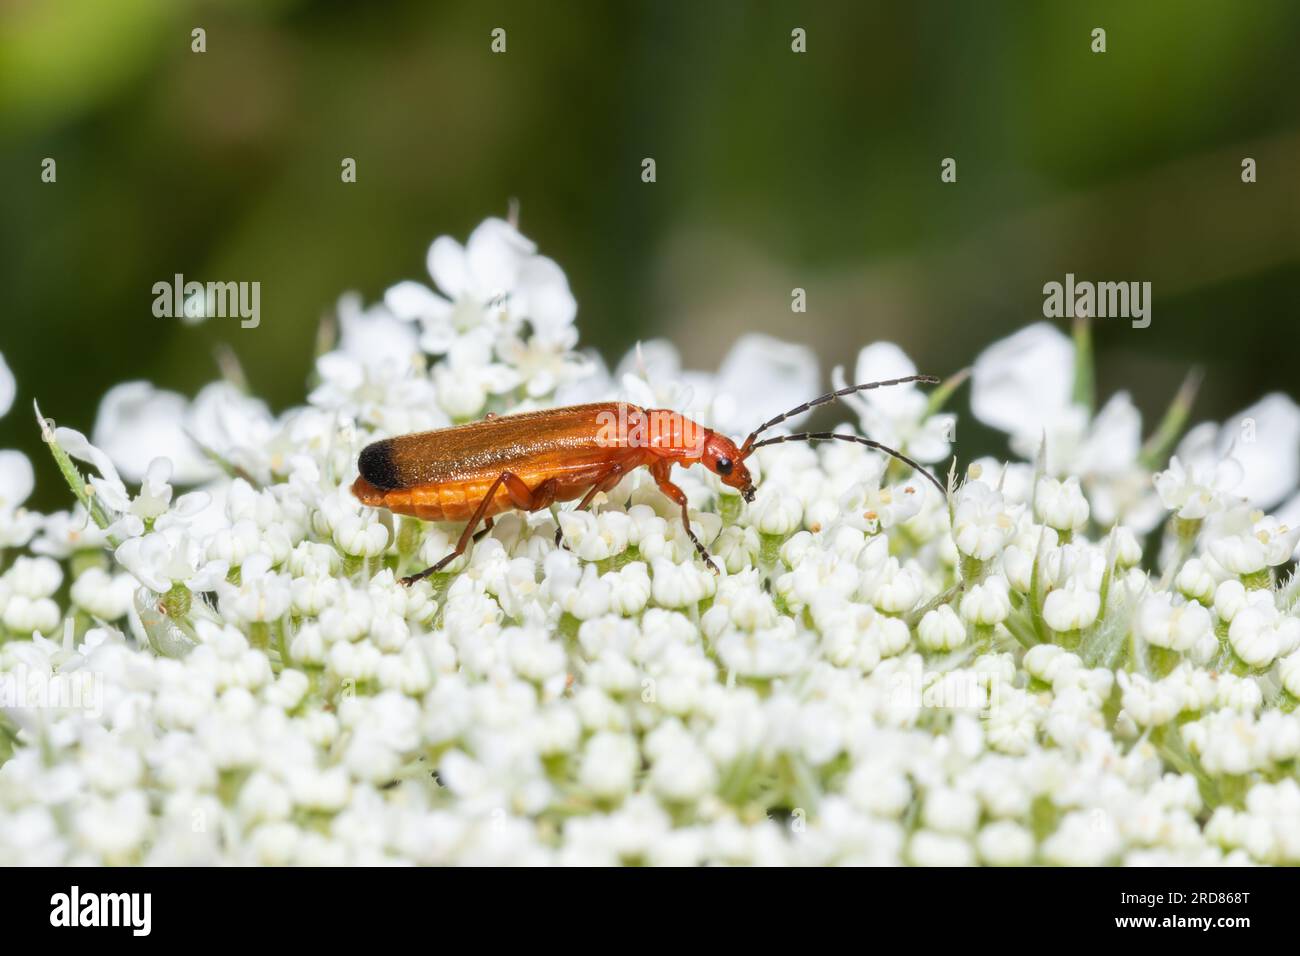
(746, 431), (947, 496)
(739, 375), (939, 455)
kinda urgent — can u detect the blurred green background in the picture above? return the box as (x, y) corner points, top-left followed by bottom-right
(3, 0), (1299, 510)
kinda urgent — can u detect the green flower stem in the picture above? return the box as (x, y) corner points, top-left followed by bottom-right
(1150, 724), (1217, 808)
(69, 550), (107, 579)
(162, 583), (192, 620)
(276, 621), (292, 667)
(1028, 552), (1050, 646)
(248, 621), (271, 650)
(1055, 629), (1082, 652)
(1071, 315), (1095, 414)
(1240, 568), (1272, 591)
(1146, 645), (1182, 678)
(907, 580), (965, 628)
(1159, 517), (1202, 590)
(759, 533), (784, 570)
(923, 367), (971, 417)
(1002, 604), (1040, 649)
(1207, 773), (1250, 811)
(1139, 367), (1204, 471)
(35, 401), (115, 535)
(958, 553), (986, 585)
(397, 517), (422, 557)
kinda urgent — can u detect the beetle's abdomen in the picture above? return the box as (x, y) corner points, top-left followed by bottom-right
(351, 475), (512, 523)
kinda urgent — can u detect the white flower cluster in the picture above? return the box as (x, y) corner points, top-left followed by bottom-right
(2, 219), (1300, 866)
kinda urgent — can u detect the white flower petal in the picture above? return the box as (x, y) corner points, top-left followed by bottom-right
(1077, 392), (1141, 476)
(850, 341), (918, 417)
(384, 280), (452, 323)
(0, 449), (34, 510)
(713, 333), (819, 436)
(93, 382), (215, 485)
(465, 217), (535, 297)
(54, 426), (124, 488)
(1220, 393), (1300, 510)
(337, 294), (420, 373)
(427, 235), (470, 300)
(971, 322), (1074, 437)
(0, 352), (14, 419)
(615, 339), (683, 383)
(514, 255), (577, 337)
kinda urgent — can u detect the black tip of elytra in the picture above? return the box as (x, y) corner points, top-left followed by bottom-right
(358, 440), (401, 490)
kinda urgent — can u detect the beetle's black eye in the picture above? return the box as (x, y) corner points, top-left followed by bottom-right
(716, 457), (733, 476)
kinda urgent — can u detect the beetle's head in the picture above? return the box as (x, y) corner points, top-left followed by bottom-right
(702, 432), (755, 502)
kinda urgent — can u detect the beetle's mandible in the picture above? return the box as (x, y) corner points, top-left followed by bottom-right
(351, 376), (947, 585)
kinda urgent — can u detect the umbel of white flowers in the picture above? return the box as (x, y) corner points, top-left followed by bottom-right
(1, 217), (1300, 865)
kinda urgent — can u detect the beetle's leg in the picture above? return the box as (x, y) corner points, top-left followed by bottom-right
(402, 472), (551, 586)
(524, 477), (560, 510)
(472, 517), (495, 544)
(555, 462), (626, 549)
(650, 462), (719, 574)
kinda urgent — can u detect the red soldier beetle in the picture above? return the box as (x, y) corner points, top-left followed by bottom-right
(351, 375), (946, 585)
